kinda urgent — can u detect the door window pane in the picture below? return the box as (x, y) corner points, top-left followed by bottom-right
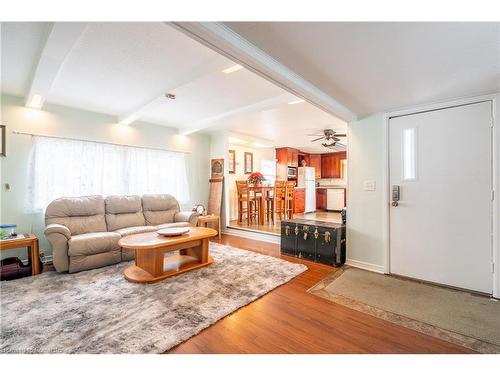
(403, 128), (417, 180)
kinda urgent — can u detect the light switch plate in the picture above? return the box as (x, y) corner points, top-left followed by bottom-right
(363, 180), (376, 191)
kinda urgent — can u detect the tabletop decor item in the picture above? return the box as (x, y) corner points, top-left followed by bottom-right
(0, 224), (17, 240)
(157, 227), (190, 237)
(247, 172), (265, 187)
(192, 204), (206, 215)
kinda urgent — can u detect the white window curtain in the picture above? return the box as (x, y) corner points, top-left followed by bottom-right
(27, 136), (190, 212)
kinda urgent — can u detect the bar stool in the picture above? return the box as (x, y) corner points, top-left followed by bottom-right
(264, 186), (275, 223)
(274, 180), (286, 221)
(285, 181), (296, 220)
(236, 181), (259, 225)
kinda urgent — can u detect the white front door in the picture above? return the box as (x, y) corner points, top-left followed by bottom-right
(389, 101), (493, 294)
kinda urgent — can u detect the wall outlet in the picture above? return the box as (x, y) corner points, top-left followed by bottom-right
(363, 180), (376, 191)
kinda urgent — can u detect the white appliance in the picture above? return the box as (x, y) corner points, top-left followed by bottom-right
(327, 189), (345, 211)
(297, 167), (316, 213)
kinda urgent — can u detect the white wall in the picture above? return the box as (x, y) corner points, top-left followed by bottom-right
(0, 94), (211, 258)
(346, 113), (386, 271)
(226, 144), (275, 221)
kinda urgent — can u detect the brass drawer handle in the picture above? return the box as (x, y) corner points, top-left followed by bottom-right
(285, 225), (290, 236)
(324, 231), (331, 243)
(302, 225), (309, 240)
(314, 227), (319, 239)
(294, 225), (299, 236)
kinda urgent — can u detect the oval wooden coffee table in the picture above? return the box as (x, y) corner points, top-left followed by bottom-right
(119, 227), (217, 283)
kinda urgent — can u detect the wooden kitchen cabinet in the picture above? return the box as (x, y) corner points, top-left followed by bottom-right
(276, 147), (300, 180)
(321, 151), (346, 178)
(309, 154), (322, 179)
(276, 147), (299, 167)
(316, 188), (327, 210)
(293, 188), (305, 213)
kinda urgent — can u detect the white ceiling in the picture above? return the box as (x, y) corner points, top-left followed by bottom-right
(0, 22), (346, 152)
(224, 22), (500, 117)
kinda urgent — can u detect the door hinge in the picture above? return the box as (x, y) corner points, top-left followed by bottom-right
(492, 262), (495, 274)
(492, 190), (495, 201)
(491, 116), (495, 128)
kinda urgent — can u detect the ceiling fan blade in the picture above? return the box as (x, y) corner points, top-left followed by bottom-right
(311, 136), (325, 142)
(333, 133), (347, 137)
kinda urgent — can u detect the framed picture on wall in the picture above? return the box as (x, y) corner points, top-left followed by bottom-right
(211, 158), (224, 180)
(244, 152), (253, 174)
(228, 150), (235, 174)
(0, 125), (5, 157)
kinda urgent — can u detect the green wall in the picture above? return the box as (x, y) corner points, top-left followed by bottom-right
(0, 94), (211, 259)
(347, 113), (386, 270)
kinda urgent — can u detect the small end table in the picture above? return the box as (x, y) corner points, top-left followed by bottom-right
(0, 234), (41, 275)
(197, 215), (221, 240)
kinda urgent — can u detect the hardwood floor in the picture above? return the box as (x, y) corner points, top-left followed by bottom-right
(168, 234), (474, 354)
(228, 210), (342, 235)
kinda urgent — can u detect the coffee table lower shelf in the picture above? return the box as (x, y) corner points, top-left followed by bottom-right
(124, 254), (214, 283)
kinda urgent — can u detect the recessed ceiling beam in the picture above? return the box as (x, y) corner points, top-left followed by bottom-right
(26, 22), (88, 109)
(117, 56), (230, 125)
(170, 22), (357, 122)
(179, 93), (295, 136)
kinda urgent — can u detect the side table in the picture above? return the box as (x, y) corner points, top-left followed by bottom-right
(196, 215), (221, 240)
(0, 234), (41, 275)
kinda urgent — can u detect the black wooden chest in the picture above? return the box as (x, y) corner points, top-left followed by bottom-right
(280, 219), (346, 266)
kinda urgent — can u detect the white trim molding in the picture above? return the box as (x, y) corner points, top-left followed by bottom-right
(169, 22), (357, 123)
(345, 259), (385, 274)
(223, 227), (280, 245)
(384, 93), (500, 298)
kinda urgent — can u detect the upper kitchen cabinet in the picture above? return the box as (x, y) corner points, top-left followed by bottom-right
(309, 154), (322, 179)
(276, 147), (299, 168)
(321, 151), (346, 178)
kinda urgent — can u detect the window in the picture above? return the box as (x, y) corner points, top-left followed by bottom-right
(260, 159), (276, 185)
(402, 127), (417, 180)
(27, 136), (189, 212)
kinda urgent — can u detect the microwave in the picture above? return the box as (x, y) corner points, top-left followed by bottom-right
(287, 167), (297, 178)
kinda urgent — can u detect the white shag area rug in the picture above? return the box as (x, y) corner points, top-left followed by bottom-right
(1, 242), (306, 353)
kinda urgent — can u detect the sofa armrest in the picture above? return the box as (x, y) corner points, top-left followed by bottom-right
(174, 211), (199, 226)
(44, 223), (71, 239)
(44, 224), (71, 272)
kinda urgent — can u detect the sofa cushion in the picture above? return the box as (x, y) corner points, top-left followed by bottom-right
(115, 226), (157, 237)
(68, 232), (121, 256)
(46, 195), (106, 235)
(142, 194), (180, 226)
(105, 195), (142, 214)
(157, 222), (190, 229)
(105, 195), (145, 231)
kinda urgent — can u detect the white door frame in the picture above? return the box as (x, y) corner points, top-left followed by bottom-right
(382, 93), (499, 298)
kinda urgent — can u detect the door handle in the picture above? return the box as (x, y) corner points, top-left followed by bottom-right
(392, 185), (400, 207)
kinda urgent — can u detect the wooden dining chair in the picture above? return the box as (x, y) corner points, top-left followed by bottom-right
(285, 181), (296, 220)
(274, 180), (286, 221)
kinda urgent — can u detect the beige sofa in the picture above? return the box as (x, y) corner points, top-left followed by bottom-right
(44, 194), (199, 273)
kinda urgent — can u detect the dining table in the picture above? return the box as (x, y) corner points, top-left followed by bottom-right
(248, 185), (275, 225)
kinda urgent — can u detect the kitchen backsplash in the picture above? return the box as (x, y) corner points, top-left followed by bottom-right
(317, 178), (347, 186)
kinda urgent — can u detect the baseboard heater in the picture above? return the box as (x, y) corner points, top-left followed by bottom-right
(280, 219), (346, 266)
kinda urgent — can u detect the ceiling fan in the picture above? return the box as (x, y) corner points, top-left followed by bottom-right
(308, 129), (347, 149)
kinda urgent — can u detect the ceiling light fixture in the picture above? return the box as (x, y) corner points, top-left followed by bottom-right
(165, 93), (176, 100)
(26, 94), (45, 109)
(222, 64), (243, 74)
(288, 99), (305, 105)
